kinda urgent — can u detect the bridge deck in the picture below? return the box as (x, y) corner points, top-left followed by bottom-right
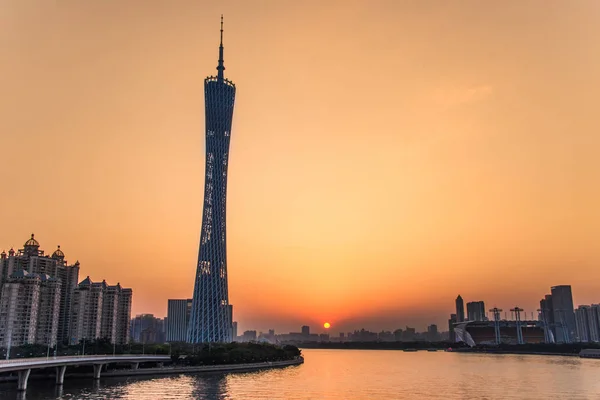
(0, 355), (170, 373)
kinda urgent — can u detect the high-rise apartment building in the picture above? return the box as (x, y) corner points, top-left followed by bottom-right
(70, 277), (133, 345)
(551, 285), (576, 343)
(455, 295), (465, 322)
(466, 301), (486, 321)
(0, 271), (41, 347)
(116, 288), (132, 345)
(1, 235), (131, 347)
(35, 274), (62, 347)
(69, 277), (104, 344)
(167, 299), (192, 342)
(100, 284), (121, 343)
(1, 235), (80, 344)
(188, 17), (236, 343)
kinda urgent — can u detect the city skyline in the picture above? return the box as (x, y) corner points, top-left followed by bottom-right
(1, 1), (599, 334)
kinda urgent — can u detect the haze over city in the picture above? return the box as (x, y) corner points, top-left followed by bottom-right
(1, 0), (599, 334)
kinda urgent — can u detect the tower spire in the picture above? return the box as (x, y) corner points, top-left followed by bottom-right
(217, 15), (225, 81)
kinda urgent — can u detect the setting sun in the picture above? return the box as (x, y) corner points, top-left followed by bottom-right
(324, 322), (331, 329)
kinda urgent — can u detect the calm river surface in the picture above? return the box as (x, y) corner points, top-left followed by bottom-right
(2, 349), (600, 399)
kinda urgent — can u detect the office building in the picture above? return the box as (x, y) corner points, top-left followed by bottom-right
(167, 299), (192, 342)
(456, 295), (465, 322)
(301, 326), (310, 336)
(467, 301), (486, 321)
(188, 18), (237, 343)
(551, 285), (576, 343)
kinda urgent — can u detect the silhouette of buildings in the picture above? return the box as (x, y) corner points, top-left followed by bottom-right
(448, 314), (457, 342)
(550, 285), (576, 343)
(130, 314), (166, 344)
(539, 294), (555, 340)
(575, 304), (600, 343)
(188, 17), (236, 343)
(427, 324), (439, 341)
(467, 301), (486, 321)
(455, 295), (465, 322)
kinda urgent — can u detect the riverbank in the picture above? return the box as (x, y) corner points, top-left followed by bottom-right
(92, 357), (304, 377)
(0, 357), (304, 384)
(450, 348), (578, 357)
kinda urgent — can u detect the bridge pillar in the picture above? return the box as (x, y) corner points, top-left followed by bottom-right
(130, 362), (139, 370)
(93, 364), (103, 380)
(17, 369), (31, 391)
(55, 365), (67, 385)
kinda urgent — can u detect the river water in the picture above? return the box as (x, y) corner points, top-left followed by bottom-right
(1, 349), (600, 399)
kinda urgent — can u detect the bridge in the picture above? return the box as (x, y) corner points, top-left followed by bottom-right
(0, 354), (171, 391)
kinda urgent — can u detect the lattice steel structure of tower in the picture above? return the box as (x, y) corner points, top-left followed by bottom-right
(188, 17), (236, 343)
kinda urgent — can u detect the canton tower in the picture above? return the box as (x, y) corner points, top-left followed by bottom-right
(188, 17), (236, 343)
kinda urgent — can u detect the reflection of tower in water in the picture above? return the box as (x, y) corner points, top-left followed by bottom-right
(191, 374), (228, 400)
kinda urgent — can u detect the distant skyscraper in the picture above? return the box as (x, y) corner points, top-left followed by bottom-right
(588, 305), (600, 343)
(301, 326), (310, 336)
(427, 324), (439, 341)
(448, 314), (457, 342)
(188, 17), (236, 344)
(551, 285), (576, 343)
(466, 301), (486, 321)
(167, 299), (192, 342)
(455, 295), (465, 322)
(540, 294), (555, 341)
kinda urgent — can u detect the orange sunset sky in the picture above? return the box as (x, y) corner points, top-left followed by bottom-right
(0, 1), (599, 334)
